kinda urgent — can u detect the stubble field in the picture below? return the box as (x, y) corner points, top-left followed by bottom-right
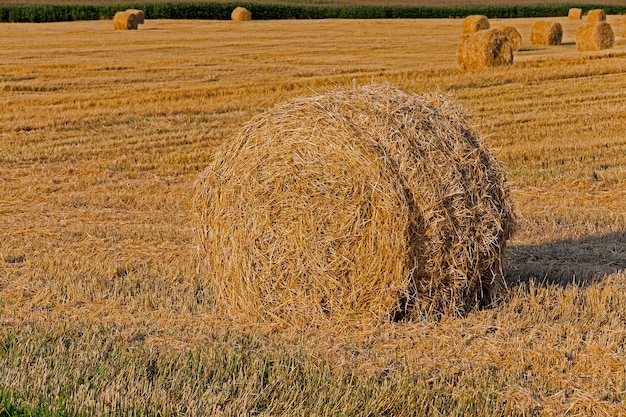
(1, 14), (626, 416)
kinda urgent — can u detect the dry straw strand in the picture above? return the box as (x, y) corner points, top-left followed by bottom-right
(497, 25), (522, 51)
(462, 15), (490, 34)
(194, 84), (515, 328)
(530, 21), (563, 45)
(457, 28), (514, 70)
(113, 11), (138, 30)
(125, 9), (145, 24)
(231, 6), (252, 21)
(577, 22), (614, 51)
(587, 9), (606, 23)
(568, 8), (583, 20)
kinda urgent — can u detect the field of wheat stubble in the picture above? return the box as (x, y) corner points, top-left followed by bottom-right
(1, 14), (626, 416)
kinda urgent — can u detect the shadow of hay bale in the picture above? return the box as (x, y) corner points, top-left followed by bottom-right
(505, 231), (626, 287)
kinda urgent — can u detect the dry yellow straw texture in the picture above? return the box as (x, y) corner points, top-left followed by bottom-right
(576, 22), (615, 51)
(195, 84), (515, 328)
(568, 8), (583, 20)
(231, 6), (252, 21)
(462, 15), (490, 34)
(113, 11), (138, 30)
(125, 9), (145, 24)
(457, 29), (514, 70)
(530, 21), (563, 45)
(497, 25), (522, 51)
(587, 9), (606, 23)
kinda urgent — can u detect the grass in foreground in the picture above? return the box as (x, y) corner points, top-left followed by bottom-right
(1, 16), (625, 415)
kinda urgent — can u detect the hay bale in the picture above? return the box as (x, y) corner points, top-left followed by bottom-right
(231, 6), (252, 21)
(113, 11), (138, 30)
(497, 25), (522, 51)
(195, 84), (515, 326)
(457, 29), (514, 71)
(462, 15), (490, 34)
(577, 22), (614, 51)
(568, 8), (583, 20)
(125, 9), (145, 24)
(530, 21), (563, 45)
(587, 9), (606, 23)
(621, 20), (626, 38)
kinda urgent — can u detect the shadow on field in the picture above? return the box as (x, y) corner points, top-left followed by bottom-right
(504, 231), (626, 287)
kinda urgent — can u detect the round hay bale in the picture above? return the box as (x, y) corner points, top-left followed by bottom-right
(577, 22), (614, 51)
(195, 84), (516, 326)
(231, 6), (252, 21)
(462, 15), (490, 34)
(530, 21), (563, 46)
(568, 8), (583, 20)
(457, 29), (514, 71)
(621, 20), (626, 38)
(498, 25), (522, 51)
(113, 11), (138, 30)
(587, 9), (606, 23)
(125, 9), (145, 24)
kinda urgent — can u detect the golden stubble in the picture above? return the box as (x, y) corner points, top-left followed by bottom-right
(1, 16), (626, 415)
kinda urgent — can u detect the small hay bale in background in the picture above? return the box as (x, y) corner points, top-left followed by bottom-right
(577, 22), (614, 51)
(113, 11), (138, 30)
(568, 8), (583, 20)
(462, 15), (490, 34)
(621, 20), (626, 37)
(195, 84), (516, 327)
(457, 29), (514, 70)
(530, 21), (563, 45)
(125, 9), (145, 24)
(231, 6), (252, 21)
(587, 9), (606, 23)
(498, 25), (522, 51)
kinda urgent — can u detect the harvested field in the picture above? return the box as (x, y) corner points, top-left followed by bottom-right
(1, 15), (626, 416)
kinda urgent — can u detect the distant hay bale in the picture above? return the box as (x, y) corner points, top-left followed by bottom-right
(231, 6), (252, 21)
(457, 29), (514, 70)
(113, 11), (138, 30)
(462, 15), (490, 34)
(195, 84), (516, 327)
(530, 21), (563, 45)
(498, 25), (522, 51)
(587, 9), (606, 23)
(125, 9), (145, 24)
(568, 8), (583, 20)
(622, 20), (626, 37)
(577, 22), (614, 51)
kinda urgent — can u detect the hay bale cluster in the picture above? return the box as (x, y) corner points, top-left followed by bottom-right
(457, 29), (514, 70)
(231, 6), (252, 21)
(113, 9), (145, 30)
(530, 21), (563, 45)
(195, 84), (515, 327)
(577, 22), (614, 51)
(462, 15), (490, 34)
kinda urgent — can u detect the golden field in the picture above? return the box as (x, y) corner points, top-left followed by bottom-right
(1, 15), (626, 416)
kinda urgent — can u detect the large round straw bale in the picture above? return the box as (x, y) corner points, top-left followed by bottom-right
(231, 6), (252, 21)
(113, 11), (138, 30)
(530, 21), (563, 45)
(195, 84), (515, 327)
(462, 15), (490, 34)
(587, 9), (606, 23)
(498, 25), (522, 51)
(568, 8), (583, 20)
(457, 29), (514, 71)
(577, 22), (614, 51)
(125, 9), (145, 24)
